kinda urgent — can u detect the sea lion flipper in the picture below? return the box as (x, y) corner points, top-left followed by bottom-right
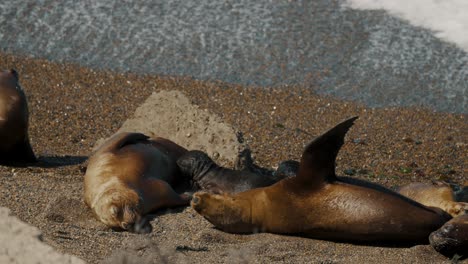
(297, 116), (358, 184)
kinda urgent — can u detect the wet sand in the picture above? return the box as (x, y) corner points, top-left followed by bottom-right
(0, 52), (466, 263)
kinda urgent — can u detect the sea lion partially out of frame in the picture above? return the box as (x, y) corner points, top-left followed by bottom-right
(430, 214), (468, 258)
(0, 69), (36, 163)
(191, 117), (450, 243)
(84, 132), (190, 233)
(398, 182), (468, 217)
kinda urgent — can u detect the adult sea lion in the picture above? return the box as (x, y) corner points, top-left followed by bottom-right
(191, 117), (450, 242)
(430, 214), (468, 257)
(84, 132), (190, 233)
(0, 69), (36, 163)
(398, 182), (468, 217)
(177, 149), (284, 194)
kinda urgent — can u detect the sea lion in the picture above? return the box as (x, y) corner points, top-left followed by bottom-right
(84, 132), (190, 233)
(0, 69), (36, 163)
(430, 214), (468, 257)
(398, 182), (468, 217)
(191, 117), (450, 242)
(177, 149), (284, 194)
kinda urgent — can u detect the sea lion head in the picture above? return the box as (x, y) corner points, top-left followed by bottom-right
(93, 187), (151, 234)
(429, 215), (468, 257)
(191, 191), (255, 233)
(177, 150), (216, 183)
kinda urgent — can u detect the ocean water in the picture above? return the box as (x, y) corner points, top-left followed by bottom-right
(0, 0), (466, 113)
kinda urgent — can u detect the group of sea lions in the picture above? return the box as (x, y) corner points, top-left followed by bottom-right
(1, 69), (467, 259)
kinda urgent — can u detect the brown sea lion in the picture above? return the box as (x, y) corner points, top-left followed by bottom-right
(176, 149), (284, 194)
(191, 117), (450, 243)
(398, 182), (468, 217)
(430, 214), (468, 257)
(84, 132), (190, 233)
(0, 69), (36, 163)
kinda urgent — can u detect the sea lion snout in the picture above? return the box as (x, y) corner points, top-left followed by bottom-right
(192, 195), (200, 205)
(191, 192), (209, 211)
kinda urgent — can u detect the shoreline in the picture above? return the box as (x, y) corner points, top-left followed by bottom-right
(0, 52), (466, 263)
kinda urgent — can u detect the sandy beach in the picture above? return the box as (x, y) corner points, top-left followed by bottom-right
(0, 52), (466, 263)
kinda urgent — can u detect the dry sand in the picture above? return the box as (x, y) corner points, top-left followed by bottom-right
(0, 52), (466, 263)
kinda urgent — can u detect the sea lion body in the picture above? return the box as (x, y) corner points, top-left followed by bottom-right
(430, 214), (468, 257)
(192, 117), (450, 242)
(84, 132), (190, 233)
(0, 69), (35, 163)
(177, 150), (282, 194)
(398, 182), (468, 217)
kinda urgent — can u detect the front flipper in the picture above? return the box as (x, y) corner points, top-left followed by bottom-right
(141, 178), (191, 214)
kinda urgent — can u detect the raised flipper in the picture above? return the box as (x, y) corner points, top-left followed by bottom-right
(296, 117), (358, 186)
(97, 132), (150, 153)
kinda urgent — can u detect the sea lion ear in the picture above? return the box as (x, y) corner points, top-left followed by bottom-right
(296, 117), (358, 184)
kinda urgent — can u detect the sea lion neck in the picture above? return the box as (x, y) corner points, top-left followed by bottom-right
(295, 116), (358, 187)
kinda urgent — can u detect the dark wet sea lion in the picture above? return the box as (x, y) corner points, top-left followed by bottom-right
(0, 69), (36, 163)
(191, 117), (450, 242)
(177, 150), (284, 194)
(84, 132), (190, 233)
(398, 182), (468, 217)
(430, 214), (468, 258)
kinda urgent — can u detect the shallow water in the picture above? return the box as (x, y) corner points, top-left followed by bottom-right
(0, 0), (466, 113)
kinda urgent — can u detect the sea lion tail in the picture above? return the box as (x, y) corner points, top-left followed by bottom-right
(296, 116), (358, 184)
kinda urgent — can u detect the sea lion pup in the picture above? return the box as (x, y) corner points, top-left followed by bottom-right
(398, 182), (468, 217)
(177, 149), (284, 194)
(0, 69), (36, 163)
(84, 132), (190, 233)
(191, 117), (451, 242)
(430, 214), (468, 257)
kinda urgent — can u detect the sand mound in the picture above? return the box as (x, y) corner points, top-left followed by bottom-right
(95, 90), (245, 166)
(0, 207), (85, 264)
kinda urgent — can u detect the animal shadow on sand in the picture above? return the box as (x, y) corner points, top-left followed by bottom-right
(0, 155), (87, 168)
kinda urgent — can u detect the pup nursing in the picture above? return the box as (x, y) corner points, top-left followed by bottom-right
(84, 132), (189, 233)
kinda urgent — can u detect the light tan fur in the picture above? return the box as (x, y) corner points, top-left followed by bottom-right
(398, 182), (468, 217)
(84, 132), (189, 232)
